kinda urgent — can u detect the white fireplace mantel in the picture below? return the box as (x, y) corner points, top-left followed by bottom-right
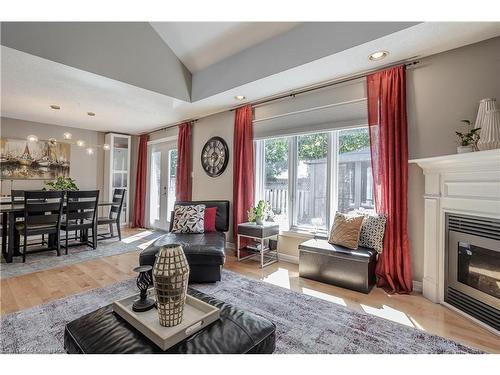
(410, 149), (500, 304)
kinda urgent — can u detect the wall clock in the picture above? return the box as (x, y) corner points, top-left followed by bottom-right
(201, 136), (229, 177)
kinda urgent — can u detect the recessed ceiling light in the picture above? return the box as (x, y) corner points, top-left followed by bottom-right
(87, 112), (95, 117)
(369, 51), (389, 61)
(50, 105), (61, 110)
(86, 147), (94, 155)
(76, 140), (85, 147)
(234, 95), (246, 101)
(63, 132), (72, 140)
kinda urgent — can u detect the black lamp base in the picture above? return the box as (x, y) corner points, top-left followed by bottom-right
(132, 297), (155, 312)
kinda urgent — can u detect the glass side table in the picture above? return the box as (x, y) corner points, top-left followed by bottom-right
(237, 222), (280, 268)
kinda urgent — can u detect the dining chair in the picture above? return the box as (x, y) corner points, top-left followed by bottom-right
(11, 189), (48, 246)
(61, 190), (99, 253)
(14, 190), (64, 263)
(98, 188), (125, 241)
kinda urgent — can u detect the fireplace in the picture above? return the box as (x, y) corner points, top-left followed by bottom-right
(445, 214), (500, 332)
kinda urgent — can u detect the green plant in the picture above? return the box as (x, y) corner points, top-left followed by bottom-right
(456, 120), (481, 147)
(43, 176), (79, 191)
(247, 200), (274, 222)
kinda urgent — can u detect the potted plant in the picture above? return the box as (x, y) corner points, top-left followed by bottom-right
(43, 176), (79, 191)
(456, 120), (480, 153)
(247, 200), (274, 225)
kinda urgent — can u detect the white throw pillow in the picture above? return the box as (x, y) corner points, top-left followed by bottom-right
(350, 209), (387, 253)
(171, 204), (205, 233)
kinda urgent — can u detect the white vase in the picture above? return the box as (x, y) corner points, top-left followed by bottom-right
(457, 145), (473, 154)
(474, 98), (497, 129)
(477, 109), (500, 151)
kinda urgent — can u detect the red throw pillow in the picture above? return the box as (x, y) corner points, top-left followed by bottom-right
(204, 207), (217, 232)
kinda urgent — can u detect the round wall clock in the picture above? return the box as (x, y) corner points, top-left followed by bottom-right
(201, 136), (229, 177)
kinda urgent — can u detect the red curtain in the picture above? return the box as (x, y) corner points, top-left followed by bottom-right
(367, 65), (413, 294)
(132, 134), (148, 228)
(176, 122), (192, 201)
(233, 105), (254, 247)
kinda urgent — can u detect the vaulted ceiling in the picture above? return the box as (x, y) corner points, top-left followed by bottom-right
(1, 22), (500, 134)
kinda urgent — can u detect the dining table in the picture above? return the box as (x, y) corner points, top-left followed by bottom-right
(1, 201), (118, 263)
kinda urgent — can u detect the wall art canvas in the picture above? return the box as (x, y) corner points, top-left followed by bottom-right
(0, 138), (71, 180)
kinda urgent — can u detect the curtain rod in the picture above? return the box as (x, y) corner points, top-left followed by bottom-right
(231, 58), (420, 111)
(147, 57), (420, 135)
(147, 119), (198, 135)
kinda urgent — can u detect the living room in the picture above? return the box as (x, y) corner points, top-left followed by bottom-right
(1, 1), (499, 372)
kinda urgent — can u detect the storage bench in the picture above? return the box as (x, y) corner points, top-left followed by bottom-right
(298, 239), (377, 294)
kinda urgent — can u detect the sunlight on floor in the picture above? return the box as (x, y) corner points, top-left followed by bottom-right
(302, 288), (347, 306)
(121, 231), (154, 244)
(360, 303), (416, 328)
(262, 267), (292, 289)
(137, 238), (158, 250)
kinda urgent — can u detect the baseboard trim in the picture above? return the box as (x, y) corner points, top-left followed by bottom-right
(278, 253), (299, 264)
(413, 280), (423, 293)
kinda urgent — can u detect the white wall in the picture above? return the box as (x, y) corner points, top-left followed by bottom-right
(0, 117), (105, 195)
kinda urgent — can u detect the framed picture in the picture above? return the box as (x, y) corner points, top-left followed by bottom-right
(0, 137), (71, 180)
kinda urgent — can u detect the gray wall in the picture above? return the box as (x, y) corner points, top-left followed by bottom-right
(407, 36), (500, 281)
(191, 111), (235, 241)
(0, 117), (105, 195)
(192, 22), (417, 101)
(1, 22), (192, 101)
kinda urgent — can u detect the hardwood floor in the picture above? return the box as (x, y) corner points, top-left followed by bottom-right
(1, 228), (498, 353)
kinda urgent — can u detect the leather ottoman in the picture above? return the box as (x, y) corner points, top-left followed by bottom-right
(64, 289), (276, 354)
(299, 239), (377, 294)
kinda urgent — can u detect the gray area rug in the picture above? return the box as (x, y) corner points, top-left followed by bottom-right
(0, 230), (165, 279)
(0, 269), (482, 354)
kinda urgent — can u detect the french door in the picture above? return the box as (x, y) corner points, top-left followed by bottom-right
(147, 141), (177, 230)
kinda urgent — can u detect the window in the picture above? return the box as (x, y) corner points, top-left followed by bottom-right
(255, 127), (374, 232)
(167, 149), (178, 215)
(263, 138), (289, 229)
(337, 127), (373, 213)
(296, 133), (328, 230)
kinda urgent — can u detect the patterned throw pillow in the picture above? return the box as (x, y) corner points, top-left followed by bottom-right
(328, 212), (364, 250)
(171, 204), (206, 233)
(351, 209), (387, 253)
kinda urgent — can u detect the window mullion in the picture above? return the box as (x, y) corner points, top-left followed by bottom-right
(289, 136), (297, 230)
(329, 131), (339, 227)
(254, 140), (264, 203)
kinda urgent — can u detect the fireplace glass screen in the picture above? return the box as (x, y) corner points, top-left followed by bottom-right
(457, 242), (500, 299)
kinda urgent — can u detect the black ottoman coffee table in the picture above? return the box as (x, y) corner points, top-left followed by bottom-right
(64, 289), (276, 354)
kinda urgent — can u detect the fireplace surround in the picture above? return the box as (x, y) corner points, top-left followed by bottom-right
(411, 149), (500, 335)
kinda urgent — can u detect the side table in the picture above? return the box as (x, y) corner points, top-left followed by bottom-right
(237, 222), (280, 268)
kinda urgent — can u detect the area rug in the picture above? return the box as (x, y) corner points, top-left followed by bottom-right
(0, 230), (165, 279)
(0, 269), (482, 354)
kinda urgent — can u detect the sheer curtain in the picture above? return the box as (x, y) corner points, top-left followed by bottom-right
(367, 65), (413, 294)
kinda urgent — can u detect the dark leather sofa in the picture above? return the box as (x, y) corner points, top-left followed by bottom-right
(139, 200), (229, 283)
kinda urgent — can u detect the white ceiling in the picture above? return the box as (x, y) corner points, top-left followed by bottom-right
(150, 22), (300, 73)
(1, 22), (500, 134)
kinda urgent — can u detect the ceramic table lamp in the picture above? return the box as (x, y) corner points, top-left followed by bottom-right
(474, 98), (497, 129)
(477, 109), (500, 151)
